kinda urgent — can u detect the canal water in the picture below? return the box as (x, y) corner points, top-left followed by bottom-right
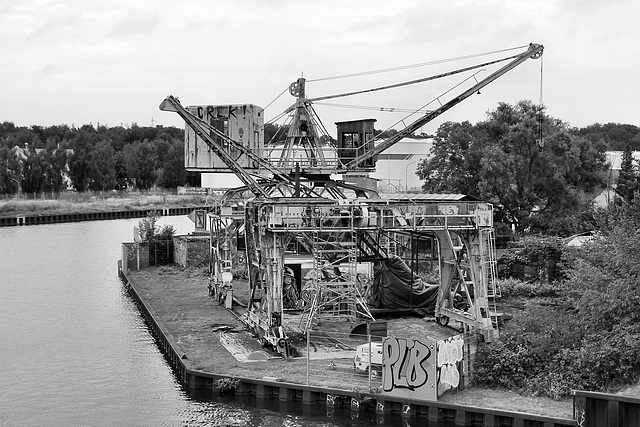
(0, 217), (414, 427)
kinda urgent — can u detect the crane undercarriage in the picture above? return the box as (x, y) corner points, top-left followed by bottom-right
(208, 192), (501, 355)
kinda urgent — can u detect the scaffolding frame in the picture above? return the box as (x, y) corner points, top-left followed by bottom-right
(240, 197), (500, 342)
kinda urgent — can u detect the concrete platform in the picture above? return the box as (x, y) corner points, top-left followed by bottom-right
(118, 264), (575, 426)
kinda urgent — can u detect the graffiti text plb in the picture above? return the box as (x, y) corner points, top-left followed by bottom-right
(382, 337), (432, 392)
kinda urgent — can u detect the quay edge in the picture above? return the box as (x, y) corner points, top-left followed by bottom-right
(0, 206), (206, 227)
(117, 263), (575, 427)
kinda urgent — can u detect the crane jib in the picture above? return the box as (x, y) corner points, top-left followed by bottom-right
(344, 43), (544, 169)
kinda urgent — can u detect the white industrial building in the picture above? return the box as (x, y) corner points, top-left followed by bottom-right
(370, 136), (433, 192)
(200, 135), (433, 192)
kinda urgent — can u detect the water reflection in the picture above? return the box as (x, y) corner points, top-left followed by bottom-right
(186, 389), (415, 426)
(0, 217), (440, 426)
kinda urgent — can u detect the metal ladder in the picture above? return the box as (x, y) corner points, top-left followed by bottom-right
(480, 228), (502, 329)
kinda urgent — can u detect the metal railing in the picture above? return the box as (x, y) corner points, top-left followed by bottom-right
(304, 329), (383, 392)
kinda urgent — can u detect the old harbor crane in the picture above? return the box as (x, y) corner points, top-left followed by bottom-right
(160, 43), (544, 352)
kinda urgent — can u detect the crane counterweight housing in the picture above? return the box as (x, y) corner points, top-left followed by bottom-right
(184, 104), (264, 172)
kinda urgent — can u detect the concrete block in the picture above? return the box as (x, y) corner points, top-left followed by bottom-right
(428, 406), (441, 422)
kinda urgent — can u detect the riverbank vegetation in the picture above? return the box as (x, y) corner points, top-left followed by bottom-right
(0, 121), (297, 196)
(417, 102), (640, 236)
(473, 200), (640, 399)
(413, 103), (640, 399)
(0, 122), (196, 194)
(0, 191), (208, 217)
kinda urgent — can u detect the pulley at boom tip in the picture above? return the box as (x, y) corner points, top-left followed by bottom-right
(528, 43), (544, 59)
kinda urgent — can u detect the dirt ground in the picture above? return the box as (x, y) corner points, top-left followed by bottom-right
(124, 265), (574, 420)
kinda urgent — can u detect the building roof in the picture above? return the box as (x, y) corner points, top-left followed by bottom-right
(379, 193), (478, 202)
(334, 118), (377, 124)
(605, 151), (640, 170)
(563, 231), (597, 247)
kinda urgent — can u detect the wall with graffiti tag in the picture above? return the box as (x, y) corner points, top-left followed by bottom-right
(381, 336), (437, 401)
(379, 333), (468, 402)
(437, 334), (464, 397)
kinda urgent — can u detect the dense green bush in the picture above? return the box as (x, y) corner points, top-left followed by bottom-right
(498, 236), (565, 282)
(475, 204), (640, 398)
(497, 278), (559, 299)
(475, 291), (640, 398)
(138, 211), (175, 242)
(474, 305), (583, 398)
(214, 377), (239, 394)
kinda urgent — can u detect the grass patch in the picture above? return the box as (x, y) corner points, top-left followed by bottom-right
(0, 193), (208, 216)
(214, 377), (240, 394)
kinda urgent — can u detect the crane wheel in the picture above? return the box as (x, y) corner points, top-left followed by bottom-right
(436, 315), (450, 326)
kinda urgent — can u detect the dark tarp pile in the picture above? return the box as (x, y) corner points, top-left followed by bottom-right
(368, 255), (439, 315)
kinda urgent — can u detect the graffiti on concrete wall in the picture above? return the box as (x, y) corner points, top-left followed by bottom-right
(437, 335), (464, 397)
(381, 337), (437, 401)
(573, 396), (586, 427)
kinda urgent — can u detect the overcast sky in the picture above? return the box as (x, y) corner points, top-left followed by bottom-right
(1, 0), (638, 136)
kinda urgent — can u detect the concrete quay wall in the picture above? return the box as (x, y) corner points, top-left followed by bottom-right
(0, 206), (204, 227)
(118, 265), (574, 427)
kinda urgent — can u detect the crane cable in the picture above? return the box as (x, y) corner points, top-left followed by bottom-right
(265, 114), (292, 146)
(537, 55), (545, 150)
(265, 109), (289, 125)
(371, 71), (485, 141)
(262, 86), (290, 126)
(265, 46), (531, 124)
(308, 102), (332, 139)
(313, 101), (431, 114)
(307, 55), (520, 103)
(306, 45), (528, 82)
(265, 47), (527, 128)
(263, 85), (289, 112)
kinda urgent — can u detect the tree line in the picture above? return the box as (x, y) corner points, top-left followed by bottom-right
(0, 121), (413, 196)
(0, 122), (197, 195)
(2, 104), (639, 237)
(420, 101), (640, 398)
(416, 100), (640, 236)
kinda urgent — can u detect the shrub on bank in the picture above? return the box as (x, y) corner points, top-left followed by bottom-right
(138, 211), (176, 242)
(497, 278), (559, 299)
(498, 236), (565, 283)
(474, 296), (640, 398)
(476, 223), (640, 399)
(473, 305), (583, 397)
(213, 377), (239, 394)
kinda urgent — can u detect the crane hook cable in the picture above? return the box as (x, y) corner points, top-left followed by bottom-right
(537, 54), (545, 150)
